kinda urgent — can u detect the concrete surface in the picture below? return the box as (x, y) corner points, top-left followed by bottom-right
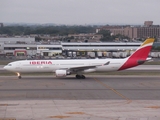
(0, 76), (160, 120)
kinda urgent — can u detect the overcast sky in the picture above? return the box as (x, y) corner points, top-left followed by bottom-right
(0, 0), (160, 25)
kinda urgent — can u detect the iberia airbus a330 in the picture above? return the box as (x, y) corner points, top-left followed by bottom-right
(4, 38), (154, 79)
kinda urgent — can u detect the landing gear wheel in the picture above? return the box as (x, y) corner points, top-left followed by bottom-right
(18, 76), (22, 79)
(75, 75), (86, 79)
(76, 75), (80, 79)
(81, 75), (85, 79)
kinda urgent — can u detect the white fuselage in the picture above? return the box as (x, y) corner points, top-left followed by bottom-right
(4, 59), (127, 73)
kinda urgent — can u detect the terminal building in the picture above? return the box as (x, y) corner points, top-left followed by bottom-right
(0, 37), (144, 59)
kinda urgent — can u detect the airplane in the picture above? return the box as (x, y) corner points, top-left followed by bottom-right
(3, 38), (154, 79)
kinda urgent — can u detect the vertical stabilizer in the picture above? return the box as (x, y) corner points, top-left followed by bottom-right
(119, 38), (154, 70)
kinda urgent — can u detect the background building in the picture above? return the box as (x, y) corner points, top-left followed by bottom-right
(0, 37), (160, 59)
(0, 37), (143, 59)
(97, 21), (160, 39)
(0, 23), (3, 27)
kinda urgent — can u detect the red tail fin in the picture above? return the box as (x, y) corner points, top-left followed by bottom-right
(119, 38), (154, 70)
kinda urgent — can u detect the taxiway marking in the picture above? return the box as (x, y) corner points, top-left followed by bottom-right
(94, 78), (131, 102)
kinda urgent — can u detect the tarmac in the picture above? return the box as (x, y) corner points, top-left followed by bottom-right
(0, 75), (160, 120)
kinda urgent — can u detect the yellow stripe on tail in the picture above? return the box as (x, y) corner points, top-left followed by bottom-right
(140, 38), (154, 47)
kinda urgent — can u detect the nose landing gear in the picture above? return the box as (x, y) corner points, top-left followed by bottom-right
(17, 73), (22, 79)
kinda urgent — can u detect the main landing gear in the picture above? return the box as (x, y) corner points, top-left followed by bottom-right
(17, 73), (22, 79)
(75, 74), (86, 79)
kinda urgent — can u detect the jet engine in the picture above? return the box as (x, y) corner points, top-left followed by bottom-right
(55, 70), (71, 77)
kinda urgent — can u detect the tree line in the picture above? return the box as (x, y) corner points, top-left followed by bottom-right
(0, 25), (97, 36)
(0, 25), (130, 42)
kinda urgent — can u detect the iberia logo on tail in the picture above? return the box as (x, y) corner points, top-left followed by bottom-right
(119, 38), (155, 70)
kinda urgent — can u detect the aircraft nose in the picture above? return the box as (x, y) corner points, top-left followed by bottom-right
(3, 64), (15, 72)
(3, 65), (10, 71)
(3, 66), (7, 70)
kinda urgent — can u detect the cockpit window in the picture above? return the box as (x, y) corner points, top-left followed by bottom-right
(8, 64), (12, 66)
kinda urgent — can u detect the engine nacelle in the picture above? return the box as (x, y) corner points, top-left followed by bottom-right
(55, 70), (71, 77)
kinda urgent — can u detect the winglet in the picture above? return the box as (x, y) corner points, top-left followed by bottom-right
(119, 38), (154, 70)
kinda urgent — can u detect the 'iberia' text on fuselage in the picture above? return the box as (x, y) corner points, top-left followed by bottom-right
(30, 61), (52, 65)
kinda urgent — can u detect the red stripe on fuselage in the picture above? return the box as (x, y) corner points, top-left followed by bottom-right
(118, 46), (152, 70)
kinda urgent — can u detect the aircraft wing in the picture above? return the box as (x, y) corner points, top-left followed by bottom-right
(67, 61), (110, 72)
